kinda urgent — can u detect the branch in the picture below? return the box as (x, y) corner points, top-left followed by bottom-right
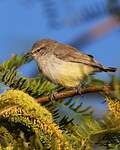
(35, 84), (114, 103)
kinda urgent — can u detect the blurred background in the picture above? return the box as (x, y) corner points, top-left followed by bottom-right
(0, 0), (120, 117)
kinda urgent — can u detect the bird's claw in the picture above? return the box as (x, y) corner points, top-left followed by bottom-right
(76, 86), (82, 95)
(48, 92), (57, 102)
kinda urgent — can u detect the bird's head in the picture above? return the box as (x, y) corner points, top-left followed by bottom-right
(24, 39), (57, 60)
(31, 39), (57, 57)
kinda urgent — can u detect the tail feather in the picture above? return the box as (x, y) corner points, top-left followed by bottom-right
(102, 67), (117, 72)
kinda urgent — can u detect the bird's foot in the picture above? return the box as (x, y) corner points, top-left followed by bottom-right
(75, 86), (82, 95)
(48, 92), (56, 102)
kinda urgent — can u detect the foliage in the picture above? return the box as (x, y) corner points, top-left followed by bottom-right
(0, 89), (70, 150)
(0, 54), (119, 149)
(0, 55), (57, 98)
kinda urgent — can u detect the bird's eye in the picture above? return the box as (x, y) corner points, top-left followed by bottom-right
(36, 48), (41, 52)
(36, 47), (46, 53)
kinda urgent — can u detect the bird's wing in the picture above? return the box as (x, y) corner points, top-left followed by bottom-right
(54, 44), (103, 68)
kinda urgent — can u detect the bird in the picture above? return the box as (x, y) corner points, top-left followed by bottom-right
(26, 39), (116, 92)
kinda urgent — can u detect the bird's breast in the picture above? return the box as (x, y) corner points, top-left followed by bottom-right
(38, 54), (93, 87)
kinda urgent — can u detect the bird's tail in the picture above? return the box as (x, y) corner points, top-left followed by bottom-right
(102, 67), (117, 72)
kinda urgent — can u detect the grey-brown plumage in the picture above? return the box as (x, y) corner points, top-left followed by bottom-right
(29, 39), (116, 87)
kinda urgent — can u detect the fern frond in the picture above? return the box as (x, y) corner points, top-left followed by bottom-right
(0, 55), (29, 72)
(0, 68), (57, 98)
(46, 98), (93, 125)
(89, 128), (120, 149)
(58, 116), (74, 129)
(63, 116), (120, 149)
(64, 98), (93, 115)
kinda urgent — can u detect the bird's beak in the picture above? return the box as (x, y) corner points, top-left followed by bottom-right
(23, 51), (33, 61)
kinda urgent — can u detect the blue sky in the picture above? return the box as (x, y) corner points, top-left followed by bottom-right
(0, 0), (119, 117)
(0, 1), (119, 69)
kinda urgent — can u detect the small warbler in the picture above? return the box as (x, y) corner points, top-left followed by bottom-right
(26, 39), (116, 90)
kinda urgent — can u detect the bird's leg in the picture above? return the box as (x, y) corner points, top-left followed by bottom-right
(48, 86), (66, 102)
(85, 75), (92, 87)
(75, 80), (88, 95)
(75, 85), (82, 95)
(48, 92), (56, 102)
(75, 76), (92, 95)
(80, 76), (92, 88)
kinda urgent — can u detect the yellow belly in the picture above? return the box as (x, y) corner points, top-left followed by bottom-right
(38, 55), (94, 87)
(57, 62), (84, 87)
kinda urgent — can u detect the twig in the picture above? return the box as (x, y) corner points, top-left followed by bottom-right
(35, 84), (112, 103)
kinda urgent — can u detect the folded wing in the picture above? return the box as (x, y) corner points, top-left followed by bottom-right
(54, 44), (103, 69)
